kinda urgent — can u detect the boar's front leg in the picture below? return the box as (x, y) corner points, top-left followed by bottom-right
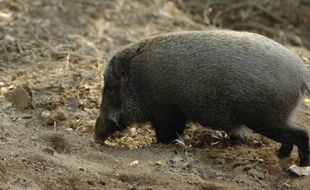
(151, 112), (187, 144)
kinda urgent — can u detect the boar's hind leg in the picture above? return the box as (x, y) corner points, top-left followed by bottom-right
(287, 126), (310, 167)
(285, 126), (310, 166)
(152, 113), (186, 144)
(278, 143), (293, 158)
(256, 123), (309, 166)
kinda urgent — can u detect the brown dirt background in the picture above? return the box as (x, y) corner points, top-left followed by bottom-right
(0, 0), (310, 189)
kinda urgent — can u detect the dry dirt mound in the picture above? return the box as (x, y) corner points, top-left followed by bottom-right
(0, 0), (310, 189)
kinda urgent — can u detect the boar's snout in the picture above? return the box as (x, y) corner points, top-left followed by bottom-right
(93, 117), (110, 144)
(93, 115), (124, 144)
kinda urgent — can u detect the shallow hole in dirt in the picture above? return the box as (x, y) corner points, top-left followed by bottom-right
(117, 173), (161, 187)
(39, 132), (74, 154)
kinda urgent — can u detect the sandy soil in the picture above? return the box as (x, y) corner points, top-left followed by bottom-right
(0, 0), (309, 189)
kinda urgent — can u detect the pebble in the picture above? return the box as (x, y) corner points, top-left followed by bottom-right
(129, 127), (137, 136)
(65, 128), (74, 132)
(130, 160), (139, 167)
(5, 86), (32, 110)
(42, 110), (67, 126)
(41, 111), (50, 118)
(79, 167), (86, 172)
(87, 180), (95, 186)
(42, 147), (55, 155)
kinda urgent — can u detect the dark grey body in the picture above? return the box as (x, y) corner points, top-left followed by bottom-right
(94, 30), (310, 166)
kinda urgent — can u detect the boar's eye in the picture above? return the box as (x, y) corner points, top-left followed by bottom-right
(108, 89), (114, 95)
(121, 71), (126, 77)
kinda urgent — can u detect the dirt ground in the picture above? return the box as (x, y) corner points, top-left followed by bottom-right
(0, 0), (310, 189)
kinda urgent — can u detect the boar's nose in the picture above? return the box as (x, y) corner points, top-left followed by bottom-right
(91, 134), (106, 145)
(93, 117), (109, 144)
(92, 132), (109, 144)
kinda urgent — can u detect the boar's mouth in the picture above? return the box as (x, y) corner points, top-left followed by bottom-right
(93, 118), (125, 145)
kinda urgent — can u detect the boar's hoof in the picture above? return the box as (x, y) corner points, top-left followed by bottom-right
(156, 133), (179, 144)
(298, 147), (310, 167)
(229, 133), (247, 144)
(157, 137), (178, 144)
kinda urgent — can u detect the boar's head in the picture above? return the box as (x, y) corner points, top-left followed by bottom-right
(93, 56), (132, 144)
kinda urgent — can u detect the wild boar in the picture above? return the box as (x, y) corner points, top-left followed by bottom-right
(94, 30), (310, 166)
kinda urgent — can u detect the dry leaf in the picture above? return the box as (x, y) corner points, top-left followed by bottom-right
(155, 159), (166, 166)
(288, 165), (310, 176)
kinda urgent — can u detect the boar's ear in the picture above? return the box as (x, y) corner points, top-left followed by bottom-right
(114, 61), (129, 81)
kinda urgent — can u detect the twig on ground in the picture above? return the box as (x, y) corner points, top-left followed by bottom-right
(16, 39), (23, 53)
(174, 133), (189, 162)
(54, 121), (57, 131)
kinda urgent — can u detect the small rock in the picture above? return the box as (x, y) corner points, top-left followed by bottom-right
(42, 147), (55, 155)
(99, 180), (106, 186)
(129, 127), (137, 136)
(65, 128), (74, 132)
(41, 111), (50, 118)
(79, 167), (86, 172)
(87, 180), (95, 186)
(5, 86), (32, 111)
(21, 157), (27, 162)
(130, 160), (139, 167)
(52, 110), (67, 120)
(42, 110), (67, 126)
